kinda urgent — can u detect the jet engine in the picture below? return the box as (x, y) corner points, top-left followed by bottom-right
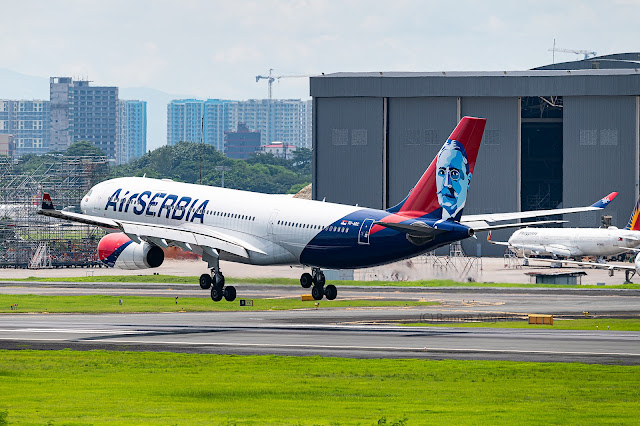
(97, 232), (164, 269)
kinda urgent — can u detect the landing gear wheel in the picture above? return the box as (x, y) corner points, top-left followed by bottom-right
(324, 284), (337, 300)
(199, 274), (212, 289)
(223, 286), (237, 302)
(311, 285), (324, 301)
(300, 273), (313, 288)
(215, 273), (225, 288)
(211, 286), (223, 302)
(314, 272), (326, 286)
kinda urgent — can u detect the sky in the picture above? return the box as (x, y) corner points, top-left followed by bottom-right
(1, 0), (639, 149)
(3, 0), (640, 100)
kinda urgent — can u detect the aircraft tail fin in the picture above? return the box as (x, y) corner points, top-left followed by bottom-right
(387, 116), (486, 221)
(624, 198), (640, 230)
(41, 192), (54, 210)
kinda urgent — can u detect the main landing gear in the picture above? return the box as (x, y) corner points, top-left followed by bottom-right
(300, 267), (337, 301)
(200, 267), (236, 302)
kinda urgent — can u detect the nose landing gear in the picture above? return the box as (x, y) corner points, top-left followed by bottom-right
(301, 268), (337, 300)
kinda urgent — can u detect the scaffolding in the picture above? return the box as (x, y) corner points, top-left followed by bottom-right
(0, 155), (108, 269)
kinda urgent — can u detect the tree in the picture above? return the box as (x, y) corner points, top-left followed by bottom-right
(64, 140), (106, 158)
(109, 141), (311, 195)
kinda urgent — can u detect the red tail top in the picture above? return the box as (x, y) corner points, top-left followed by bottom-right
(396, 116), (486, 220)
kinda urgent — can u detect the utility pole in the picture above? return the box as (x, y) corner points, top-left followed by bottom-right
(215, 165), (231, 188)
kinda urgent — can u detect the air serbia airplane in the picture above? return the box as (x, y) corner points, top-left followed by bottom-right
(38, 117), (616, 302)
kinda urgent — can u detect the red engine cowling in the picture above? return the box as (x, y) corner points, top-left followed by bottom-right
(97, 233), (164, 270)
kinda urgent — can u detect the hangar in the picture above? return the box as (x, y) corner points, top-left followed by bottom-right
(310, 53), (640, 255)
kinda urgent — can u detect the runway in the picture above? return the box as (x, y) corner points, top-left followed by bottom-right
(1, 308), (639, 364)
(2, 281), (640, 317)
(2, 282), (639, 364)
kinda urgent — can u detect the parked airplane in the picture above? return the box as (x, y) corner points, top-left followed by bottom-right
(488, 195), (640, 260)
(38, 117), (616, 302)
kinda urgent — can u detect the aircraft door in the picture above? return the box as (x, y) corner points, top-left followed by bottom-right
(267, 210), (279, 238)
(358, 218), (375, 245)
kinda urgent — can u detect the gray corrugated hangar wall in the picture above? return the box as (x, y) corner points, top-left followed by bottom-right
(563, 96), (638, 229)
(311, 70), (640, 256)
(314, 97), (384, 208)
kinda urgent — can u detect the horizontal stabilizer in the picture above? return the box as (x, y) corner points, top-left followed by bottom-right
(373, 221), (448, 237)
(461, 192), (617, 224)
(487, 231), (509, 246)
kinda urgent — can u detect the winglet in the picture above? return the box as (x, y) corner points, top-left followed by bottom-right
(41, 192), (54, 210)
(591, 192), (618, 208)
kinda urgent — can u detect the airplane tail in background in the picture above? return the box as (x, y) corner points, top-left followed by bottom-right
(387, 116), (486, 221)
(624, 198), (640, 231)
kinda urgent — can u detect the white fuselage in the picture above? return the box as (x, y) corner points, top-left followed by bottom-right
(81, 177), (362, 266)
(508, 227), (640, 258)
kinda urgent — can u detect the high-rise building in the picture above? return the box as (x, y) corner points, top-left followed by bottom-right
(204, 99), (236, 152)
(0, 134), (14, 157)
(224, 123), (261, 160)
(117, 100), (147, 165)
(0, 100), (50, 156)
(167, 98), (312, 153)
(167, 99), (236, 152)
(167, 99), (205, 146)
(50, 77), (119, 159)
(236, 99), (310, 147)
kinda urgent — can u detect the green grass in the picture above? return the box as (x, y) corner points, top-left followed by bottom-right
(402, 318), (640, 331)
(0, 350), (638, 424)
(5, 274), (640, 289)
(0, 294), (438, 314)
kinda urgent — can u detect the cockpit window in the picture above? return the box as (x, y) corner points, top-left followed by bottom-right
(86, 189), (93, 197)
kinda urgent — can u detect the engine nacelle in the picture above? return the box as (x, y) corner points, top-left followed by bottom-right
(98, 232), (164, 270)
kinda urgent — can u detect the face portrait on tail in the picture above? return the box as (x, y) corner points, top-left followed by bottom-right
(436, 140), (471, 220)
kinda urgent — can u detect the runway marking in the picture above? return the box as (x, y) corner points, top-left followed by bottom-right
(0, 328), (140, 334)
(47, 338), (640, 358)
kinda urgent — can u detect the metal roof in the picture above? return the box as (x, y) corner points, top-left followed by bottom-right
(310, 68), (640, 98)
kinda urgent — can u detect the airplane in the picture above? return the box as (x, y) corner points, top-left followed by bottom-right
(38, 116), (617, 302)
(488, 195), (640, 260)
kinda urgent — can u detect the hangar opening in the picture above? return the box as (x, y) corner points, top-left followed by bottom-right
(520, 96), (563, 215)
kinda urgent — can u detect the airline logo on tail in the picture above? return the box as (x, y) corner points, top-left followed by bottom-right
(625, 198), (640, 231)
(388, 116), (486, 221)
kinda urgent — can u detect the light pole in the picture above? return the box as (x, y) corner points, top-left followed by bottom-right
(215, 165), (231, 188)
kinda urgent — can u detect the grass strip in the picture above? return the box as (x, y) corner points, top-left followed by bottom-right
(0, 294), (438, 314)
(5, 274), (640, 289)
(0, 350), (638, 424)
(401, 318), (640, 331)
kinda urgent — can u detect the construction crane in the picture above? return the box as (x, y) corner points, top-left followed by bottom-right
(255, 69), (310, 100)
(548, 45), (597, 61)
(255, 69), (311, 148)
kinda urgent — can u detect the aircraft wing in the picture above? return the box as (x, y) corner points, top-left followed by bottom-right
(532, 257), (636, 271)
(460, 192), (618, 224)
(38, 207), (119, 229)
(115, 221), (267, 258)
(467, 219), (566, 232)
(37, 193), (266, 259)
